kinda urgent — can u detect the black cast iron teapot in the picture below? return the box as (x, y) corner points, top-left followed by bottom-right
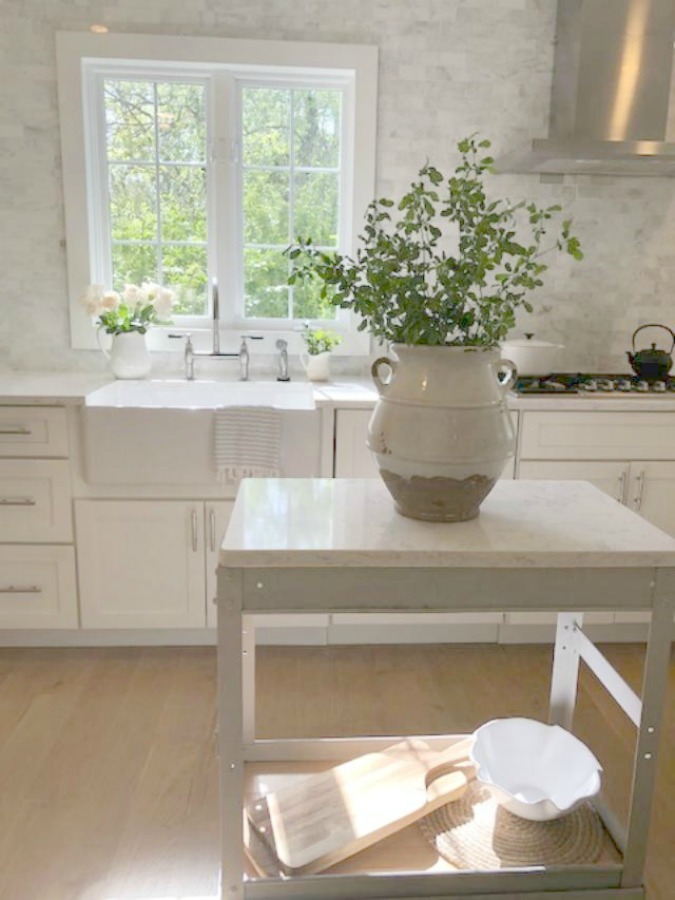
(627, 323), (675, 381)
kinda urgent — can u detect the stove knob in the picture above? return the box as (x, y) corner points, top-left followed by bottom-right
(617, 379), (632, 391)
(584, 379), (598, 391)
(598, 379), (615, 391)
(652, 381), (667, 392)
(636, 380), (650, 392)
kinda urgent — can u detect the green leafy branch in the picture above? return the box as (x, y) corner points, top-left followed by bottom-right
(286, 136), (583, 346)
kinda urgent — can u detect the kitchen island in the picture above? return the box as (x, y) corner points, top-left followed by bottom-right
(216, 478), (675, 899)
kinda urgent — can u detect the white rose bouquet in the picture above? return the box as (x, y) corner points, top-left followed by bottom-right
(81, 282), (176, 335)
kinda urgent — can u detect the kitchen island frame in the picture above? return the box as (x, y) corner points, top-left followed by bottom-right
(216, 478), (675, 900)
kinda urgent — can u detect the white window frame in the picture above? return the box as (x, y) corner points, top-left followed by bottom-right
(56, 31), (378, 356)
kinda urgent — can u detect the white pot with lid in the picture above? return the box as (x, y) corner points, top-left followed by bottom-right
(501, 333), (564, 376)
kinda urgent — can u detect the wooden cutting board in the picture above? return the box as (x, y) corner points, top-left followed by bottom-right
(245, 735), (474, 875)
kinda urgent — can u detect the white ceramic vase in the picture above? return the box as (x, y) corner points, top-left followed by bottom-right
(300, 350), (332, 382)
(98, 329), (152, 380)
(367, 344), (517, 522)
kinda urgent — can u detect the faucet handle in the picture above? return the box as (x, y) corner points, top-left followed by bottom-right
(275, 339), (290, 382)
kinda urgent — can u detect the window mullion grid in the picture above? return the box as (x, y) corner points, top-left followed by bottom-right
(288, 88), (295, 320)
(152, 82), (163, 285)
(95, 74), (114, 288)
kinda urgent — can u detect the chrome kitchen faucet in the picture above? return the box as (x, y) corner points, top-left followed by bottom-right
(169, 278), (262, 380)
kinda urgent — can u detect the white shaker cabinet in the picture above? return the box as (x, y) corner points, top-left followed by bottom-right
(206, 501), (234, 629)
(76, 500), (208, 629)
(333, 409), (379, 478)
(0, 406), (78, 629)
(515, 411), (675, 629)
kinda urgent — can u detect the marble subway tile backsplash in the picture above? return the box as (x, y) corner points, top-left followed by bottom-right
(3, 0), (675, 375)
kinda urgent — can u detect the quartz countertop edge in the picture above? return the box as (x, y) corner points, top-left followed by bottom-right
(218, 478), (675, 569)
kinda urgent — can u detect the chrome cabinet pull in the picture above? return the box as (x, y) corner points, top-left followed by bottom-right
(0, 497), (36, 506)
(0, 585), (41, 594)
(209, 508), (216, 552)
(633, 470), (645, 511)
(616, 470), (627, 503)
(191, 509), (198, 552)
(0, 426), (31, 435)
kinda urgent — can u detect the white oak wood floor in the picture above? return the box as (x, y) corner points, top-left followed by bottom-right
(0, 643), (672, 900)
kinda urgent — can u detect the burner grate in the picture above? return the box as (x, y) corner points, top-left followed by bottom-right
(514, 373), (675, 395)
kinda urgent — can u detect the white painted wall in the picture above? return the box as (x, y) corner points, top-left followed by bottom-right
(2, 0), (675, 375)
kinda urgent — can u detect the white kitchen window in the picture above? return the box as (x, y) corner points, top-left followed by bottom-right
(56, 32), (377, 353)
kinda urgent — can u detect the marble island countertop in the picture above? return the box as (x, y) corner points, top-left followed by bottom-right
(220, 478), (675, 569)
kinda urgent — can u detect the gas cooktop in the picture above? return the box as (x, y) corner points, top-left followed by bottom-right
(514, 373), (675, 395)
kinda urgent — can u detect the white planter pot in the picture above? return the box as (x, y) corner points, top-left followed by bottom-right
(367, 344), (517, 522)
(300, 350), (332, 382)
(500, 335), (564, 376)
(98, 329), (152, 380)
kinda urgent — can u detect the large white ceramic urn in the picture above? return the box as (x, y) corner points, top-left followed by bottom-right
(368, 344), (517, 522)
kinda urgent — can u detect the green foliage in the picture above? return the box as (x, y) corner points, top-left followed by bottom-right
(287, 136), (584, 346)
(241, 86), (341, 320)
(104, 78), (208, 316)
(302, 325), (343, 355)
(101, 80), (345, 322)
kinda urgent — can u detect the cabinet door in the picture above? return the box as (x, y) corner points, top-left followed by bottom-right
(205, 501), (234, 629)
(618, 461), (675, 627)
(76, 500), (206, 629)
(517, 459), (630, 503)
(334, 409), (378, 478)
(510, 460), (628, 627)
(628, 461), (675, 537)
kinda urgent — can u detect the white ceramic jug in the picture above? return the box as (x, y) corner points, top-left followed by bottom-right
(98, 329), (152, 379)
(368, 344), (517, 521)
(300, 350), (332, 382)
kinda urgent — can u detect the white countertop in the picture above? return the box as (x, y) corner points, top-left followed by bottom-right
(220, 478), (675, 569)
(0, 372), (112, 405)
(2, 370), (675, 412)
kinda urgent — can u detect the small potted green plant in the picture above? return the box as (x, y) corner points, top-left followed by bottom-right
(287, 135), (583, 521)
(300, 324), (342, 382)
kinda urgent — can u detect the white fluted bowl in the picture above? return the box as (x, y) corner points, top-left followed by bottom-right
(470, 717), (602, 822)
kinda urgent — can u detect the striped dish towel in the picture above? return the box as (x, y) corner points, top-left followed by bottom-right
(214, 407), (282, 483)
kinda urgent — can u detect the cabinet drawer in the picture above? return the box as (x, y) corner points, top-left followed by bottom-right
(0, 545), (78, 628)
(520, 411), (675, 460)
(0, 460), (73, 542)
(0, 407), (68, 457)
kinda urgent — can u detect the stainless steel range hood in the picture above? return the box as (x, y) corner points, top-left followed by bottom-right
(495, 0), (675, 176)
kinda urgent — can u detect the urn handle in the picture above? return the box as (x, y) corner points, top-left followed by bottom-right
(371, 356), (396, 393)
(497, 357), (518, 392)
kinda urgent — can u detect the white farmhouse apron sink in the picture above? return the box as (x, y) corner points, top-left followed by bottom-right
(81, 379), (319, 485)
(84, 378), (316, 410)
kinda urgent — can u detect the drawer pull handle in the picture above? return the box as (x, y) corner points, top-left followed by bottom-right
(191, 509), (198, 552)
(633, 470), (645, 511)
(0, 426), (32, 435)
(616, 470), (627, 503)
(209, 508), (216, 552)
(0, 585), (41, 593)
(0, 497), (36, 506)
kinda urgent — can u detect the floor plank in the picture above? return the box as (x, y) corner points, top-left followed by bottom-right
(0, 643), (672, 899)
